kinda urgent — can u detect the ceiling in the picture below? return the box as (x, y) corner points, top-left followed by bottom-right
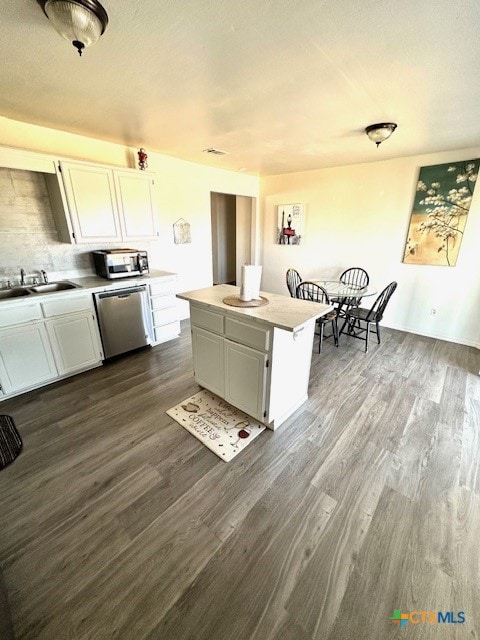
(1, 0), (480, 176)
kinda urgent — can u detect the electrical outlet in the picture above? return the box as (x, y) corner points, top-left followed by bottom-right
(431, 308), (437, 316)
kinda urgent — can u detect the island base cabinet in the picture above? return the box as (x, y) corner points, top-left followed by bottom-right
(46, 313), (103, 376)
(0, 324), (57, 395)
(224, 339), (268, 421)
(189, 304), (316, 429)
(192, 327), (224, 396)
(180, 287), (326, 430)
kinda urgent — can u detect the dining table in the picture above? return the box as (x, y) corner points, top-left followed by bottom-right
(311, 279), (377, 333)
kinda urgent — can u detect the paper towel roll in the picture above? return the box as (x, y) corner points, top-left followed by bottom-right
(240, 264), (262, 301)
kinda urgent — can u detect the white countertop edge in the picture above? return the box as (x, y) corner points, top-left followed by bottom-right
(177, 284), (332, 332)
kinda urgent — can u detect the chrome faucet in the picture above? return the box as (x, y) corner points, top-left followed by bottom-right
(20, 268), (25, 286)
(41, 270), (48, 284)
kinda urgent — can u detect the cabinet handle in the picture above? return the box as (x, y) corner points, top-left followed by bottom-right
(293, 326), (304, 340)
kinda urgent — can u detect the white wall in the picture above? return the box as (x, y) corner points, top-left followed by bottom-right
(260, 148), (480, 347)
(0, 116), (259, 318)
(2, 115), (479, 347)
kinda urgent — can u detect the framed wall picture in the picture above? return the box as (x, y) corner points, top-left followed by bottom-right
(276, 204), (304, 245)
(173, 218), (191, 244)
(403, 158), (479, 266)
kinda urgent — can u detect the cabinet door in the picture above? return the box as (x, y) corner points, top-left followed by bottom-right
(46, 313), (103, 376)
(191, 327), (224, 396)
(114, 171), (158, 240)
(224, 339), (268, 421)
(0, 324), (57, 394)
(60, 162), (122, 243)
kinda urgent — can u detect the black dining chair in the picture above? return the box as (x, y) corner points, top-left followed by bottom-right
(340, 267), (370, 288)
(331, 267), (370, 316)
(286, 268), (302, 297)
(342, 281), (397, 352)
(296, 281), (339, 353)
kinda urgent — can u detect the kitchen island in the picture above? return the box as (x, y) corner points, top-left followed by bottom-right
(177, 284), (332, 429)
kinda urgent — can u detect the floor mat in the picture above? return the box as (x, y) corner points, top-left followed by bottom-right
(0, 415), (22, 470)
(167, 390), (266, 461)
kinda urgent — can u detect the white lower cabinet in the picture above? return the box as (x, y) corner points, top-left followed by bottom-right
(192, 327), (225, 396)
(149, 278), (180, 344)
(192, 328), (268, 421)
(0, 293), (103, 400)
(46, 312), (103, 375)
(224, 339), (267, 421)
(0, 323), (57, 395)
(191, 314), (270, 423)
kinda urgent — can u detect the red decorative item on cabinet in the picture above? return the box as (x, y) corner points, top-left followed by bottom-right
(137, 148), (148, 170)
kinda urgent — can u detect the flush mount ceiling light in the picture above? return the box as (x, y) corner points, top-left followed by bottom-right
(38, 0), (108, 56)
(365, 122), (397, 147)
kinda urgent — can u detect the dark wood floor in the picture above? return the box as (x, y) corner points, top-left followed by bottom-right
(0, 321), (479, 639)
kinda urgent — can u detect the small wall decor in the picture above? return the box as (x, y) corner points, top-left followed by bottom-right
(403, 158), (479, 266)
(137, 147), (148, 170)
(276, 203), (304, 245)
(173, 218), (191, 244)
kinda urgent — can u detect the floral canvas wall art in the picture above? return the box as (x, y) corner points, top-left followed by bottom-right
(403, 159), (479, 266)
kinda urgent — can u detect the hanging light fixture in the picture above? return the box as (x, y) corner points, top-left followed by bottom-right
(365, 122), (397, 147)
(39, 0), (108, 56)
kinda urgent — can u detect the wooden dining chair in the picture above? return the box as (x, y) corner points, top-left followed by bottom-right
(296, 281), (338, 353)
(342, 281), (397, 352)
(286, 268), (302, 297)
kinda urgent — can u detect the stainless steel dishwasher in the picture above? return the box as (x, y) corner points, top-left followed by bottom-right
(94, 285), (154, 358)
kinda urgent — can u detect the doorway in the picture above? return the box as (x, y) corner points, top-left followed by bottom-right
(210, 192), (256, 285)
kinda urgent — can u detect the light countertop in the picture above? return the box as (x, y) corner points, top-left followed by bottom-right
(68, 269), (177, 292)
(0, 270), (177, 307)
(177, 284), (332, 332)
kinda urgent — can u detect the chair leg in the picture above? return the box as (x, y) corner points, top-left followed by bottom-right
(332, 317), (339, 347)
(365, 322), (370, 352)
(376, 322), (381, 344)
(319, 322), (324, 353)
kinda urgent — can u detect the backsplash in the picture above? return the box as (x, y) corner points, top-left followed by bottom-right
(0, 167), (161, 286)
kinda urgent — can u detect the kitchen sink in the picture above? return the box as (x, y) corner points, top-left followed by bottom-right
(0, 288), (32, 299)
(29, 281), (80, 293)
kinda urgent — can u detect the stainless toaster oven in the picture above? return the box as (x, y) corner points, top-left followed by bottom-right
(92, 249), (149, 279)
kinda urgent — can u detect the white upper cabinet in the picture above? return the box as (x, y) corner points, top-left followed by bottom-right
(114, 170), (158, 240)
(60, 162), (122, 243)
(49, 160), (158, 244)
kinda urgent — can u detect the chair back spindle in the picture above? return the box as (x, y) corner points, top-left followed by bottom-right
(339, 267), (369, 288)
(286, 268), (302, 297)
(295, 282), (338, 352)
(296, 281), (330, 305)
(366, 281), (397, 322)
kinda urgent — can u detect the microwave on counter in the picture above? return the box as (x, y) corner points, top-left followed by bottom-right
(92, 249), (149, 279)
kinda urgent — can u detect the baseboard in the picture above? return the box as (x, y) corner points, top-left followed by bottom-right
(384, 321), (480, 349)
